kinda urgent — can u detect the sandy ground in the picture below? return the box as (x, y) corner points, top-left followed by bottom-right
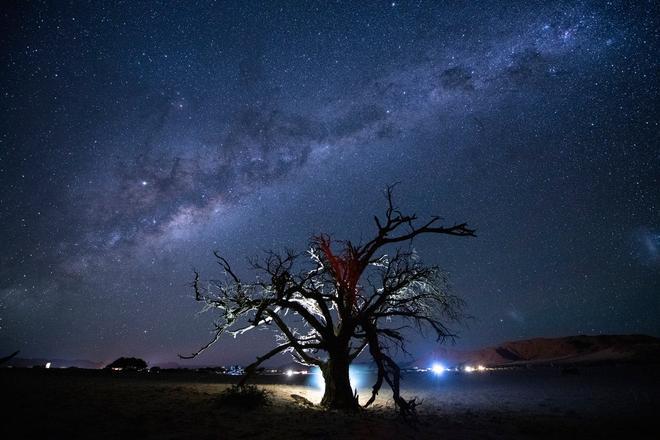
(2, 366), (658, 439)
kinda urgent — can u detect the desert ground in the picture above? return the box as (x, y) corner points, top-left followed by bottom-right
(2, 365), (658, 439)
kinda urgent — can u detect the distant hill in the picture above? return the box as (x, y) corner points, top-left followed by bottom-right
(418, 334), (660, 368)
(153, 362), (182, 369)
(3, 357), (104, 369)
(5, 334), (658, 371)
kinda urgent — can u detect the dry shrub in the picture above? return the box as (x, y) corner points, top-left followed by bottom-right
(215, 385), (272, 411)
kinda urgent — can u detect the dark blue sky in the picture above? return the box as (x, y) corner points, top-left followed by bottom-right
(1, 0), (658, 366)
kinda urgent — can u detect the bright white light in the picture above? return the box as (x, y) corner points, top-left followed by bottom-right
(286, 369), (294, 377)
(45, 362), (51, 369)
(477, 365), (486, 371)
(431, 363), (445, 375)
(311, 369), (324, 389)
(310, 366), (360, 391)
(349, 368), (360, 389)
(464, 365), (475, 373)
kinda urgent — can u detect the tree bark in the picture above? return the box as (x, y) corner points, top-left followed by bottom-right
(320, 354), (359, 411)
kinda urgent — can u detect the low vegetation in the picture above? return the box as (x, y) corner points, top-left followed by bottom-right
(214, 385), (272, 411)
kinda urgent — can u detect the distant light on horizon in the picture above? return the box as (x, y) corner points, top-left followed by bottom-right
(431, 363), (445, 375)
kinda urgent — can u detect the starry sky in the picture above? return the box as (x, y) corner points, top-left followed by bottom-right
(1, 1), (658, 366)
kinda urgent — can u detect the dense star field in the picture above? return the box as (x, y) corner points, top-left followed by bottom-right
(0, 1), (658, 366)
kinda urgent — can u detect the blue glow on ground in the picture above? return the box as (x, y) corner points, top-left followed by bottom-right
(309, 366), (362, 391)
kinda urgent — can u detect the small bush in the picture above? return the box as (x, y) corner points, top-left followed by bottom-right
(215, 385), (271, 411)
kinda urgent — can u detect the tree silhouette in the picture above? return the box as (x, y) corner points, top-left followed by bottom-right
(105, 357), (148, 371)
(182, 185), (475, 415)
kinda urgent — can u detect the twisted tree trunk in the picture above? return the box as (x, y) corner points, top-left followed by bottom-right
(320, 353), (359, 411)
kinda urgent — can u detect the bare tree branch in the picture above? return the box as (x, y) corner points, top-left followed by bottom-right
(184, 184), (474, 414)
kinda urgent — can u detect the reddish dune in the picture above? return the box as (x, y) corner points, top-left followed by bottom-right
(421, 334), (660, 368)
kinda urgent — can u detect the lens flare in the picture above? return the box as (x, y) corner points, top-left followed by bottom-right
(431, 363), (445, 375)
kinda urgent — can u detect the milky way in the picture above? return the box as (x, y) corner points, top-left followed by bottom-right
(1, 1), (658, 365)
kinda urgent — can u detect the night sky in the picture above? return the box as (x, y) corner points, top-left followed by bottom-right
(1, 1), (658, 366)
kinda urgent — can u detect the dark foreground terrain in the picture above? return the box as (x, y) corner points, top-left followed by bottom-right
(2, 365), (658, 439)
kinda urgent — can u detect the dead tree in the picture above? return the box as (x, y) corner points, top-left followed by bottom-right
(181, 185), (475, 415)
